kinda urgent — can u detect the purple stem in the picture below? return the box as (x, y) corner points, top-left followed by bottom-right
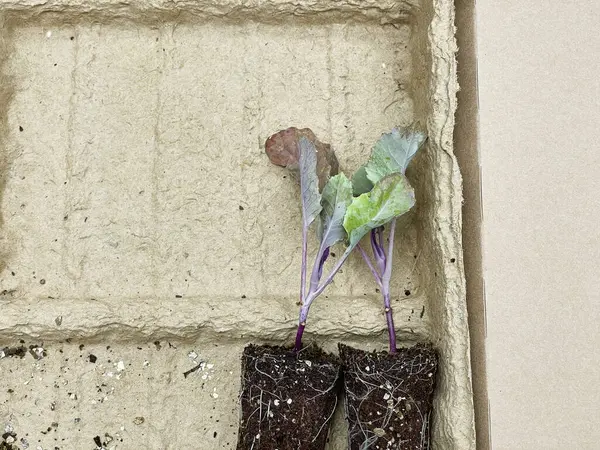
(383, 290), (397, 353)
(317, 247), (330, 280)
(296, 240), (332, 352)
(294, 322), (306, 352)
(311, 249), (352, 299)
(371, 227), (384, 259)
(296, 223), (310, 352)
(370, 228), (378, 255)
(357, 243), (383, 288)
(309, 244), (329, 294)
(300, 225), (308, 308)
(295, 246), (353, 351)
(381, 218), (397, 353)
(294, 288), (315, 352)
(371, 229), (386, 275)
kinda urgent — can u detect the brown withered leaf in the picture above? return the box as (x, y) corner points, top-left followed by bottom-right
(265, 127), (339, 190)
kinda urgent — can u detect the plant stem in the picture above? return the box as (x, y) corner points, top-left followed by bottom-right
(382, 219), (396, 288)
(294, 321), (306, 352)
(382, 218), (397, 353)
(296, 223), (310, 353)
(294, 247), (353, 351)
(308, 243), (328, 295)
(371, 228), (387, 274)
(296, 243), (330, 352)
(356, 243), (382, 287)
(300, 225), (308, 308)
(312, 248), (352, 299)
(382, 288), (397, 353)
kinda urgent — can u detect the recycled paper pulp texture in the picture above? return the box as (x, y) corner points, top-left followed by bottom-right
(0, 0), (475, 448)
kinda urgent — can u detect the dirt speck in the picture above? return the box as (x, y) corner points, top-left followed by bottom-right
(0, 346), (26, 359)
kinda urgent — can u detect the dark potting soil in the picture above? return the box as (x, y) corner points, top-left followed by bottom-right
(236, 344), (340, 450)
(339, 344), (438, 450)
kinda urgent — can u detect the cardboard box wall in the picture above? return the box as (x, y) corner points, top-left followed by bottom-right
(461, 1), (600, 448)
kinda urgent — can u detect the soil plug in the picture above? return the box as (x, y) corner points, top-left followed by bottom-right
(339, 343), (437, 450)
(237, 344), (339, 450)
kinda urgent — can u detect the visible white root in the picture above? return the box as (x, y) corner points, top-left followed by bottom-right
(239, 347), (340, 448)
(342, 347), (436, 450)
(311, 392), (338, 443)
(253, 357), (284, 383)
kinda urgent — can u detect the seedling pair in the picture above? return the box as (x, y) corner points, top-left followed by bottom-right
(266, 126), (426, 352)
(236, 127), (434, 450)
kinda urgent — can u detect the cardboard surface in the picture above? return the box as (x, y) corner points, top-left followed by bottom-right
(477, 2), (600, 449)
(1, 22), (423, 336)
(454, 1), (489, 449)
(0, 1), (476, 448)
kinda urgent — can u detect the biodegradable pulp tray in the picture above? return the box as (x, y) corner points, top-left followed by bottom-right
(0, 0), (475, 448)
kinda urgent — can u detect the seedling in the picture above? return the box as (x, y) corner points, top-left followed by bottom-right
(266, 127), (425, 353)
(348, 127), (427, 353)
(266, 128), (353, 351)
(294, 141), (353, 351)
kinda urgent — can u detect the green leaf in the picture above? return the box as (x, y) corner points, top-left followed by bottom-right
(299, 137), (322, 229)
(318, 173), (353, 249)
(351, 165), (374, 196)
(343, 173), (415, 250)
(365, 128), (426, 185)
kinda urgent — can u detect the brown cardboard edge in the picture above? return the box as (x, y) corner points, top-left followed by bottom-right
(454, 1), (490, 449)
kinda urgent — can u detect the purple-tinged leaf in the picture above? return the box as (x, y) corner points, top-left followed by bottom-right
(299, 138), (322, 229)
(265, 127), (339, 190)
